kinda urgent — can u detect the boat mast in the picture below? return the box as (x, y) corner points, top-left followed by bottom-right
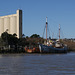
(59, 24), (60, 41)
(46, 17), (48, 40)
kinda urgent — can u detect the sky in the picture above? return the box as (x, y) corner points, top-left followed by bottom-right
(0, 0), (75, 39)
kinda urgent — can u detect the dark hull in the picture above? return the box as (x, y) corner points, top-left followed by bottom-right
(39, 44), (67, 53)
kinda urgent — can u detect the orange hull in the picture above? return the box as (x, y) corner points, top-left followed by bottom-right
(25, 47), (40, 53)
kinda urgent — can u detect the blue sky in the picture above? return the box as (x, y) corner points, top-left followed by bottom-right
(0, 0), (75, 39)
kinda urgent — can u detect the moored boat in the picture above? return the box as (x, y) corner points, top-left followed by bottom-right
(39, 42), (67, 53)
(25, 46), (40, 53)
(39, 17), (68, 53)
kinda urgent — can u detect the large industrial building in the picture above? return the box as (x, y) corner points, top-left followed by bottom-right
(0, 10), (22, 38)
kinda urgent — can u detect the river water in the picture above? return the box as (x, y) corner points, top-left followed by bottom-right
(0, 52), (75, 75)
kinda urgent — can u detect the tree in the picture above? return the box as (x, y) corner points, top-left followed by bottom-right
(1, 32), (18, 45)
(1, 32), (8, 45)
(30, 34), (40, 38)
(13, 33), (17, 37)
(0, 37), (6, 46)
(22, 34), (25, 38)
(18, 38), (26, 46)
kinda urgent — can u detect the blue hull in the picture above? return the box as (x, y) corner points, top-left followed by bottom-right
(39, 44), (67, 53)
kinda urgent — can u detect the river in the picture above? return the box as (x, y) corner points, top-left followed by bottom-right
(0, 52), (75, 75)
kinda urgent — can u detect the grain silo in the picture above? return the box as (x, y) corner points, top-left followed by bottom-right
(0, 10), (22, 38)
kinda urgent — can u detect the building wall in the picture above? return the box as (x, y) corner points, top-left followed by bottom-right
(0, 10), (22, 38)
(10, 16), (17, 34)
(0, 18), (4, 34)
(4, 17), (10, 33)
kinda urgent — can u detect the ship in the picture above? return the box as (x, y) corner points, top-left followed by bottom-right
(39, 17), (68, 53)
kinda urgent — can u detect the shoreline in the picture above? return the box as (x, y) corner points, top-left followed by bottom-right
(0, 49), (75, 54)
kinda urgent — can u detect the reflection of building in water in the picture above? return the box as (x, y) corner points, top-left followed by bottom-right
(0, 10), (22, 38)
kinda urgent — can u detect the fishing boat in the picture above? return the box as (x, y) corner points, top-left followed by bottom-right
(39, 17), (67, 53)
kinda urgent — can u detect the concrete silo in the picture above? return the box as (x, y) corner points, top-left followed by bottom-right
(0, 10), (22, 38)
(0, 18), (4, 35)
(10, 16), (17, 34)
(4, 17), (10, 33)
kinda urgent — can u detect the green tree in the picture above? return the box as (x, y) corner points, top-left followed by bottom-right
(13, 33), (17, 37)
(1, 32), (8, 45)
(30, 34), (40, 38)
(18, 38), (26, 46)
(1, 32), (18, 45)
(0, 37), (5, 46)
